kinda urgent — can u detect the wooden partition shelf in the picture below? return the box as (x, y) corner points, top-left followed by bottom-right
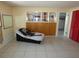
(26, 22), (56, 36)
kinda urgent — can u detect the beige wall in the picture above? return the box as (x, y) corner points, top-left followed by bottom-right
(0, 2), (12, 14)
(0, 2), (14, 48)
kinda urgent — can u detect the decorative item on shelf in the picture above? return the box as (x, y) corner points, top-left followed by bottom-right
(42, 12), (48, 21)
(27, 12), (33, 21)
(49, 12), (56, 22)
(27, 12), (41, 22)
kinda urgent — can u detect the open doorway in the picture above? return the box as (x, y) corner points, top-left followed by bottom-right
(58, 12), (66, 37)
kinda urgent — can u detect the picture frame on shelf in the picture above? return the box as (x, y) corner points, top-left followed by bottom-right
(49, 12), (56, 22)
(42, 12), (48, 21)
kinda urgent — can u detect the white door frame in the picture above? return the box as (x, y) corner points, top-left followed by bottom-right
(57, 12), (67, 37)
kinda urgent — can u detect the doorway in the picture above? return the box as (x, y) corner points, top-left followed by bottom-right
(58, 12), (66, 36)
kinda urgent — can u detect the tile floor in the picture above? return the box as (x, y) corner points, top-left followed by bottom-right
(0, 36), (79, 58)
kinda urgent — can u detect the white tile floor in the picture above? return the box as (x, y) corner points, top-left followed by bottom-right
(0, 36), (79, 58)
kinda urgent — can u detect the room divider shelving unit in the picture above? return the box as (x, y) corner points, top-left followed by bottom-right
(26, 12), (56, 36)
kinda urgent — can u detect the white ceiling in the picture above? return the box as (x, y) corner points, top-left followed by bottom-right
(3, 1), (79, 8)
